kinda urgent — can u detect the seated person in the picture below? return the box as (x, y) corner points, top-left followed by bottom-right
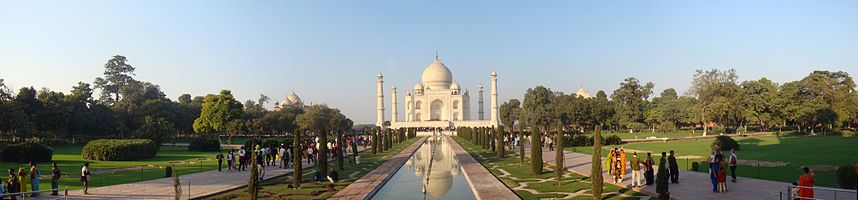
(313, 171), (324, 182)
(327, 168), (340, 183)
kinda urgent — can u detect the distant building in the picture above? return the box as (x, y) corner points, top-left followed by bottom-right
(273, 91), (305, 111)
(575, 87), (593, 99)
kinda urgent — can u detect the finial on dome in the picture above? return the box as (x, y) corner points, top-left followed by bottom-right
(435, 51), (439, 60)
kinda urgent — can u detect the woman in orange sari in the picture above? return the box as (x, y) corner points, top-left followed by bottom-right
(798, 167), (815, 199)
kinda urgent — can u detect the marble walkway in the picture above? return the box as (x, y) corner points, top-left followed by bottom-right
(35, 145), (370, 200)
(518, 143), (856, 200)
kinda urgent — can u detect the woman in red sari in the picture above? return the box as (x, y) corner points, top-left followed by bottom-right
(798, 167), (815, 199)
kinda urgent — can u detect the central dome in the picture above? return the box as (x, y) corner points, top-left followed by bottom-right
(421, 58), (453, 90)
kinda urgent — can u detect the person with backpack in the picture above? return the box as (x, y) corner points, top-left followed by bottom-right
(644, 152), (655, 185)
(729, 149), (738, 182)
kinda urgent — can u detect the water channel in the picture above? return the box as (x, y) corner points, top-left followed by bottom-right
(371, 136), (476, 200)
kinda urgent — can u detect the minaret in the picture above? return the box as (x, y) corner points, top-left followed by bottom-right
(391, 85), (398, 123)
(478, 84), (484, 120)
(490, 71), (499, 127)
(376, 73), (385, 127)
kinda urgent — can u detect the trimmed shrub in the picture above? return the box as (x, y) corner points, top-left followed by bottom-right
(188, 137), (220, 152)
(691, 162), (700, 172)
(0, 142), (54, 163)
(712, 135), (740, 151)
(603, 135), (623, 145)
(165, 166), (173, 178)
(82, 139), (158, 161)
(836, 165), (857, 189)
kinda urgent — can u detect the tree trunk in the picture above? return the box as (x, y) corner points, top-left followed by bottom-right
(702, 106), (708, 136)
(318, 129), (328, 178)
(555, 124), (564, 184)
(337, 130), (344, 170)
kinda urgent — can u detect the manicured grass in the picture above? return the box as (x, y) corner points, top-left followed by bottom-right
(452, 136), (651, 200)
(0, 145), (220, 191)
(567, 135), (858, 187)
(210, 137), (421, 200)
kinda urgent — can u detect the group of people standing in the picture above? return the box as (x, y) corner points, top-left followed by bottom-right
(605, 149), (682, 187)
(709, 147), (738, 193)
(3, 162), (64, 199)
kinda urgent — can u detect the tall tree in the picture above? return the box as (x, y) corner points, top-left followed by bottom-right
(740, 78), (780, 131)
(93, 55), (137, 104)
(296, 104), (334, 178)
(193, 90), (243, 135)
(499, 99), (522, 131)
(591, 125), (604, 199)
(611, 77), (654, 133)
(522, 86), (555, 175)
(688, 69), (738, 135)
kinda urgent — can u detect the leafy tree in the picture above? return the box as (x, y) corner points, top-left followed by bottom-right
(592, 90), (615, 129)
(688, 69), (738, 135)
(499, 99), (521, 131)
(193, 90), (243, 135)
(93, 55), (137, 104)
(645, 88), (682, 133)
(225, 119), (246, 145)
(611, 77), (654, 133)
(522, 86), (555, 175)
(740, 78), (780, 131)
(296, 104), (334, 178)
(134, 116), (175, 146)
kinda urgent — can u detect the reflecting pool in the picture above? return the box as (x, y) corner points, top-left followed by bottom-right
(371, 136), (476, 200)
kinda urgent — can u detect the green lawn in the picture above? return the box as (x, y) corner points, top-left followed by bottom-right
(0, 145), (220, 192)
(589, 131), (701, 140)
(211, 137), (421, 200)
(452, 136), (651, 200)
(567, 135), (858, 187)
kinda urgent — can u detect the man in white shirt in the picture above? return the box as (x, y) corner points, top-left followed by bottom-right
(238, 148), (246, 171)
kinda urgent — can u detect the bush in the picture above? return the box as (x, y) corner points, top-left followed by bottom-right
(691, 162), (700, 172)
(712, 136), (740, 151)
(165, 166), (173, 178)
(82, 139), (158, 161)
(188, 137), (220, 152)
(836, 165), (857, 189)
(32, 138), (69, 146)
(0, 143), (54, 163)
(603, 135), (623, 145)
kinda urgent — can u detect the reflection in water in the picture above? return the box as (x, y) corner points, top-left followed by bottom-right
(372, 136), (475, 200)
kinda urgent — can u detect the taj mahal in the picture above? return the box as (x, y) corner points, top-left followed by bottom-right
(376, 55), (500, 130)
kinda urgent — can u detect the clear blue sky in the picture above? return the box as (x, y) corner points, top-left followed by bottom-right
(1, 1), (856, 124)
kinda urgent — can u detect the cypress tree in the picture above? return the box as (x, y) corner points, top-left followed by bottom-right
(591, 125), (603, 199)
(531, 125), (543, 175)
(519, 125), (525, 166)
(656, 154), (670, 199)
(555, 124), (564, 184)
(293, 130), (303, 188)
(248, 150), (259, 200)
(337, 130), (344, 170)
(496, 126), (505, 157)
(371, 127), (378, 154)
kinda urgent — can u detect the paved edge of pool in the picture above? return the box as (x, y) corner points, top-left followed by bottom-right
(444, 135), (521, 200)
(329, 136), (429, 200)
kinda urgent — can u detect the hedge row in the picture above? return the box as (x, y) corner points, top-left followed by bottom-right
(0, 143), (53, 163)
(82, 139), (159, 161)
(188, 137), (220, 152)
(564, 134), (623, 147)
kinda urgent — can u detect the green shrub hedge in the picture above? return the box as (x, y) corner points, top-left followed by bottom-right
(0, 143), (54, 163)
(188, 137), (220, 152)
(836, 165), (857, 189)
(564, 134), (623, 147)
(82, 139), (159, 161)
(712, 135), (740, 151)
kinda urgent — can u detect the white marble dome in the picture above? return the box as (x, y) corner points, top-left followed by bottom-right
(450, 82), (460, 90)
(421, 58), (453, 90)
(413, 83), (424, 91)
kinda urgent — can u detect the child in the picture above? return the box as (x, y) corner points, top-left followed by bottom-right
(718, 157), (728, 192)
(791, 182), (800, 200)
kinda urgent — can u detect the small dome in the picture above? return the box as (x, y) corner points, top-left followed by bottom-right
(414, 83), (424, 90)
(421, 58), (453, 90)
(575, 88), (593, 99)
(287, 92), (302, 104)
(450, 82), (460, 90)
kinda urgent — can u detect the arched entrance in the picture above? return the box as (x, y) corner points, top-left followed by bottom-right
(430, 99), (444, 121)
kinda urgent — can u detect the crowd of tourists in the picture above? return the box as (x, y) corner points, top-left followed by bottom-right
(1, 162), (64, 199)
(211, 135), (370, 182)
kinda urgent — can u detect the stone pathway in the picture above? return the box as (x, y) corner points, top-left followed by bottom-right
(518, 144), (857, 200)
(36, 145), (370, 200)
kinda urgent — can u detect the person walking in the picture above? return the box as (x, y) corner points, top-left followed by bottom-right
(668, 150), (679, 183)
(606, 149), (615, 177)
(227, 150), (235, 172)
(51, 162), (60, 196)
(798, 166), (815, 199)
(238, 147), (246, 171)
(216, 151), (224, 172)
(718, 154), (728, 192)
(81, 162), (90, 194)
(644, 152), (654, 185)
(29, 162), (39, 197)
(7, 169), (19, 200)
(630, 152), (642, 187)
(729, 149), (738, 182)
(709, 151), (718, 192)
(620, 148), (627, 177)
(17, 167), (27, 194)
(280, 144), (288, 168)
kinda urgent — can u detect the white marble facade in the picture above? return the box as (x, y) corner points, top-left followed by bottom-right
(377, 55), (499, 129)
